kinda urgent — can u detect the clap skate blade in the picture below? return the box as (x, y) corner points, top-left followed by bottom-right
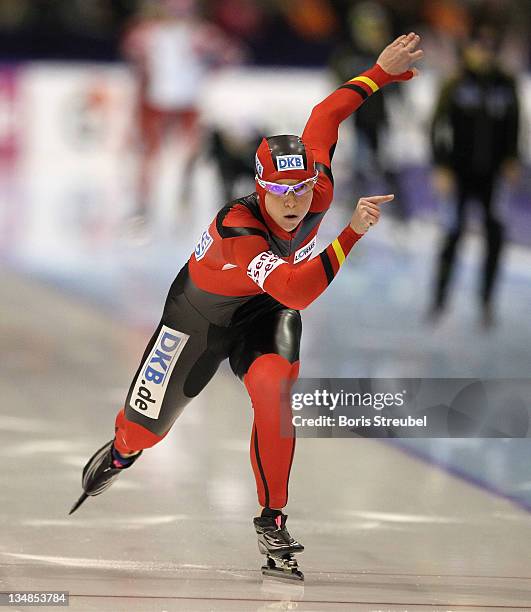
(69, 492), (88, 515)
(69, 440), (142, 515)
(261, 553), (304, 581)
(258, 541), (304, 581)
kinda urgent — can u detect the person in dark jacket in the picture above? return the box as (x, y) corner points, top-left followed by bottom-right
(429, 25), (520, 328)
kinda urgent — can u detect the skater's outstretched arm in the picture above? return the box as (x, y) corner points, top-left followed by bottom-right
(302, 33), (423, 206)
(226, 195), (394, 310)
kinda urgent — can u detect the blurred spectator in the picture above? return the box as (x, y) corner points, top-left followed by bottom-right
(429, 24), (521, 329)
(248, 0), (337, 66)
(330, 2), (406, 220)
(417, 0), (469, 74)
(422, 0), (469, 39)
(0, 0), (528, 71)
(207, 0), (265, 44)
(121, 0), (242, 221)
(0, 0), (136, 61)
(208, 128), (262, 202)
(278, 0), (337, 41)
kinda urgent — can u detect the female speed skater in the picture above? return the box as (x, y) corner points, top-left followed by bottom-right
(70, 33), (424, 581)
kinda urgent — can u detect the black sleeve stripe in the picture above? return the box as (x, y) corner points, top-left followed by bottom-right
(216, 206), (269, 240)
(329, 143), (337, 162)
(338, 83), (369, 101)
(315, 162), (334, 186)
(319, 251), (335, 285)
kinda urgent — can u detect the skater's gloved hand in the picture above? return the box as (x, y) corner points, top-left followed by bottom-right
(377, 33), (424, 80)
(350, 194), (394, 235)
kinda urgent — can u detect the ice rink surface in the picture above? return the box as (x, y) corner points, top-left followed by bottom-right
(1, 157), (531, 610)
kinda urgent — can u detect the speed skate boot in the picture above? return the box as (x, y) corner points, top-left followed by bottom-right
(69, 439), (142, 515)
(254, 511), (304, 581)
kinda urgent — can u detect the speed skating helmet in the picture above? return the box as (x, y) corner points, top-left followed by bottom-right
(255, 135), (316, 184)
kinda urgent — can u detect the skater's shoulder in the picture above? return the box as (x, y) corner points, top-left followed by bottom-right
(216, 193), (269, 238)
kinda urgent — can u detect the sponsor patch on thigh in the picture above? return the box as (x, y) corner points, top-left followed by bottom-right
(130, 325), (190, 419)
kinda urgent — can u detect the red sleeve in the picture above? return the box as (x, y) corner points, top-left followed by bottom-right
(227, 226), (364, 310)
(302, 64), (399, 168)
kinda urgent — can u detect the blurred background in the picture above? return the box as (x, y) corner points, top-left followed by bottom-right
(0, 0), (529, 315)
(2, 0), (531, 592)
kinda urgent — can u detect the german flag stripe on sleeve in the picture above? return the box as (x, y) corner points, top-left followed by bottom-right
(319, 225), (363, 285)
(331, 238), (346, 266)
(349, 75), (380, 93)
(337, 72), (382, 105)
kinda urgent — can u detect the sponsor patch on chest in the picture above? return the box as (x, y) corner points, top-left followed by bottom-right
(293, 236), (316, 264)
(130, 325), (189, 419)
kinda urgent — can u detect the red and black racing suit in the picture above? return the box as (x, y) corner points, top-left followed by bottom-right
(114, 64), (397, 509)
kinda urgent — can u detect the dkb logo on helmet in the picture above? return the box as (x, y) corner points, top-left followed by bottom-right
(276, 155), (304, 171)
(130, 325), (190, 419)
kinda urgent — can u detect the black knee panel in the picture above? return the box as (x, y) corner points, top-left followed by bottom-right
(230, 309), (302, 380)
